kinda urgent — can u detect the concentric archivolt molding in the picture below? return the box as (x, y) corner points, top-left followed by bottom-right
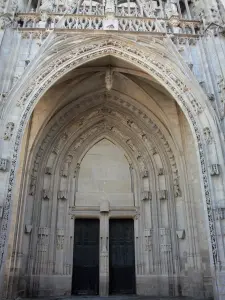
(0, 35), (220, 271)
(29, 93), (182, 207)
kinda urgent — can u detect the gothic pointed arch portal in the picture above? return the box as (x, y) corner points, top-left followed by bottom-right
(0, 34), (225, 299)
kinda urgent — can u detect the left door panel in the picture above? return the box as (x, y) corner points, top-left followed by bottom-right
(72, 219), (99, 295)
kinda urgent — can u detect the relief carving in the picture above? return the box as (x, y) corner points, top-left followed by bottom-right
(159, 190), (167, 200)
(210, 164), (220, 176)
(0, 158), (8, 171)
(4, 122), (14, 140)
(203, 127), (214, 144)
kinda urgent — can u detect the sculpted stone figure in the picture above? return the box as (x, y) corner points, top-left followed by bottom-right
(39, 0), (54, 13)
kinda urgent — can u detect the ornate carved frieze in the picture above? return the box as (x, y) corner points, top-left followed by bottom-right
(0, 158), (8, 171)
(4, 122), (14, 140)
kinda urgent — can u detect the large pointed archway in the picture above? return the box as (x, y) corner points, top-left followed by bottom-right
(0, 34), (225, 299)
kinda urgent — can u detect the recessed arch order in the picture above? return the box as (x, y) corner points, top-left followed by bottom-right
(1, 33), (225, 299)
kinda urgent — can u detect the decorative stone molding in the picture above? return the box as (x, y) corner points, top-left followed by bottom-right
(159, 190), (167, 200)
(0, 158), (8, 171)
(3, 122), (14, 140)
(176, 230), (185, 239)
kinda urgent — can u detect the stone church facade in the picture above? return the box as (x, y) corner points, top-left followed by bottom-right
(0, 0), (225, 299)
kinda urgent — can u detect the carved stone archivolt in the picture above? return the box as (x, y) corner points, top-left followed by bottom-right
(0, 35), (223, 292)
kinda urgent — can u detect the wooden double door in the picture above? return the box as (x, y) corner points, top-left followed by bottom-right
(72, 218), (136, 295)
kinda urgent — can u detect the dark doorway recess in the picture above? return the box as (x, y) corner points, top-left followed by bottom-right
(72, 219), (99, 295)
(109, 218), (136, 294)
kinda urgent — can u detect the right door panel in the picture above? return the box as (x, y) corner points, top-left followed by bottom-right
(109, 218), (136, 294)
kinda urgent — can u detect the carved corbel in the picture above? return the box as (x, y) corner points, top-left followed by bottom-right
(0, 158), (9, 171)
(25, 224), (33, 233)
(210, 164), (220, 176)
(158, 168), (164, 175)
(141, 191), (152, 201)
(45, 166), (52, 175)
(176, 230), (185, 239)
(159, 190), (167, 200)
(57, 190), (68, 200)
(42, 189), (51, 200)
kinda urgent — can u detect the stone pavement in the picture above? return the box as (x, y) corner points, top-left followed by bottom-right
(22, 296), (213, 300)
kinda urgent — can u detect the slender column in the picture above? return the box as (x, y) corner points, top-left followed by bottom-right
(99, 201), (109, 296)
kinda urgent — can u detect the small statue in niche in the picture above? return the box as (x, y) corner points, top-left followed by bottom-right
(165, 0), (179, 18)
